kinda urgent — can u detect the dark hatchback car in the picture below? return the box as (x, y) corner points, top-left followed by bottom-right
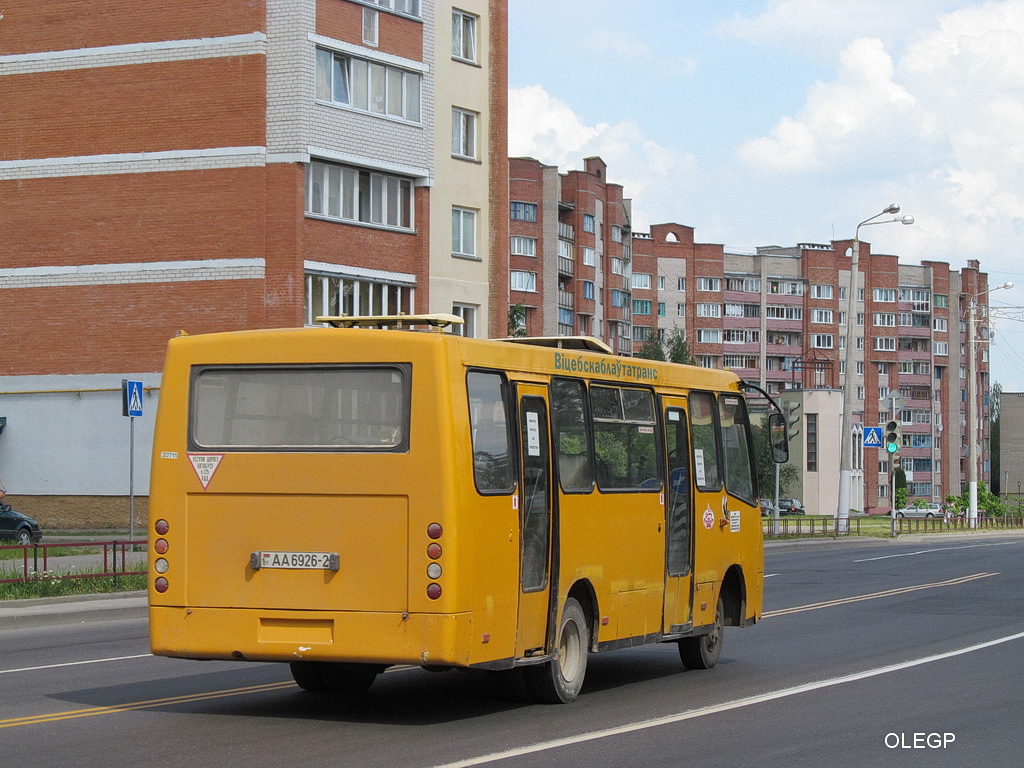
(777, 498), (806, 516)
(0, 504), (43, 545)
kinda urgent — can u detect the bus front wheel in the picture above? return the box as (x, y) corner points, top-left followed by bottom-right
(526, 597), (589, 704)
(678, 596), (724, 670)
(290, 661), (383, 694)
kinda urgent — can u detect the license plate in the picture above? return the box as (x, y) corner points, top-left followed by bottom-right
(251, 551), (340, 571)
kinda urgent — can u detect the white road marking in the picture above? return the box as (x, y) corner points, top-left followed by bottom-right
(430, 630), (1024, 768)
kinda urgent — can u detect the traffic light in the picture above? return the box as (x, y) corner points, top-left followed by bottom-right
(884, 419), (902, 455)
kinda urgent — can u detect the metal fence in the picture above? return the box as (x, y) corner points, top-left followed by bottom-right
(763, 515), (1024, 538)
(0, 540), (148, 584)
(891, 516), (1024, 534)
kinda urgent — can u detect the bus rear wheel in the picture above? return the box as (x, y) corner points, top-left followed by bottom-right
(526, 597), (589, 704)
(290, 661), (383, 694)
(678, 596), (724, 670)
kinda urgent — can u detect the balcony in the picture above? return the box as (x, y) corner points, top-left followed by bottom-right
(558, 290), (574, 309)
(558, 256), (574, 277)
(559, 222), (575, 241)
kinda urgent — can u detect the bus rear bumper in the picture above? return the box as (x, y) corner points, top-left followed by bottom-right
(148, 605), (484, 667)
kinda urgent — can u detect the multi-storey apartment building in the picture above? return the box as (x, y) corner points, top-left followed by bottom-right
(509, 156), (632, 353)
(511, 157), (993, 516)
(633, 231), (991, 514)
(0, 0), (508, 524)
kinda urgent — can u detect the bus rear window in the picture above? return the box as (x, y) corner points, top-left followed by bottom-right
(190, 365), (410, 451)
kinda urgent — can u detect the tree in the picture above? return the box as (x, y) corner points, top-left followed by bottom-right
(507, 303), (528, 337)
(664, 327), (695, 366)
(990, 382), (1002, 494)
(635, 332), (665, 361)
(753, 414), (798, 499)
(894, 466), (908, 510)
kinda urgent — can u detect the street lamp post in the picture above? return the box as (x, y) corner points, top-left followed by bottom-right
(966, 281), (1012, 527)
(838, 204), (914, 531)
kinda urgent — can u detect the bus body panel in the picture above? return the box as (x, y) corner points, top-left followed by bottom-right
(148, 325), (767, 680)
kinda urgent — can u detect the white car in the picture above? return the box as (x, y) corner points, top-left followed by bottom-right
(892, 502), (943, 519)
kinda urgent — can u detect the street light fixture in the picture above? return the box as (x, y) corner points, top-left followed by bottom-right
(837, 204), (914, 531)
(966, 281), (1012, 527)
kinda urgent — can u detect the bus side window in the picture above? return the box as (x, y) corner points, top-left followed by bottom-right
(552, 378), (593, 492)
(688, 391), (721, 491)
(591, 385), (660, 491)
(467, 372), (515, 493)
(719, 394), (756, 502)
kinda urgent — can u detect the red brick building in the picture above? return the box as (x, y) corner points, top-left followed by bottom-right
(0, 0), (508, 522)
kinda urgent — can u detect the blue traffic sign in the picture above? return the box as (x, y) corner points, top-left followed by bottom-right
(122, 379), (144, 418)
(862, 426), (883, 448)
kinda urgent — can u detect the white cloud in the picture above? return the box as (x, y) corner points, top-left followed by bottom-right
(508, 85), (698, 229)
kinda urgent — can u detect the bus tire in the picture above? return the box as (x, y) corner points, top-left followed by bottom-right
(289, 661), (381, 694)
(679, 596), (724, 670)
(526, 597), (589, 704)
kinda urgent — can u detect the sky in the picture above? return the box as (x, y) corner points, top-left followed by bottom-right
(507, 0), (1024, 391)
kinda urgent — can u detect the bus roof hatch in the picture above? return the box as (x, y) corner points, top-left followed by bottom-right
(497, 336), (613, 354)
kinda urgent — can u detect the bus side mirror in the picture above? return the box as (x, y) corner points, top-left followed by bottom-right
(768, 412), (789, 464)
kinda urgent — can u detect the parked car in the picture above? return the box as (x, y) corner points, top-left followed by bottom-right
(777, 498), (806, 516)
(759, 498), (773, 516)
(891, 502), (943, 519)
(0, 504), (43, 544)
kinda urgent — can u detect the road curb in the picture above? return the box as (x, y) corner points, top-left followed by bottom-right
(0, 592), (146, 631)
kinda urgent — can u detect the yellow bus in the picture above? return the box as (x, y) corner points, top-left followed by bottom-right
(148, 314), (788, 703)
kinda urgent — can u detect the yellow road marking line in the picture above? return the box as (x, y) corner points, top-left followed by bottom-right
(0, 680), (296, 729)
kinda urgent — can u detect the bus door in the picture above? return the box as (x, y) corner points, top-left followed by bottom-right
(687, 390), (728, 626)
(662, 401), (694, 633)
(514, 386), (555, 659)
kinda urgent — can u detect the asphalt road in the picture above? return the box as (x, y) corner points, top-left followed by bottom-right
(1, 532), (1022, 767)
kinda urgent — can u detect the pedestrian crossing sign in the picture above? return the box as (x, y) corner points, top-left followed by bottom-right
(862, 426), (883, 448)
(122, 379), (144, 418)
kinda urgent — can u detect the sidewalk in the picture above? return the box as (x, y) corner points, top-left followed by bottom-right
(0, 591), (146, 630)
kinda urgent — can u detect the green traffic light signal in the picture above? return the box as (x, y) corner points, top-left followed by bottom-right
(884, 419), (901, 454)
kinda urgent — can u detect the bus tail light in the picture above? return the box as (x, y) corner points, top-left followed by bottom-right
(426, 523), (443, 599)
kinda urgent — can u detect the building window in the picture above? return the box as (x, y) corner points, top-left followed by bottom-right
(450, 304), (477, 337)
(678, 277), (686, 292)
(933, 317), (947, 332)
(305, 271), (413, 325)
(611, 289), (629, 307)
(631, 273), (651, 290)
(510, 201), (538, 221)
(452, 108), (478, 159)
(452, 9), (477, 63)
(697, 329), (721, 344)
(511, 270), (537, 292)
(582, 247), (596, 266)
(934, 293), (948, 308)
(874, 336), (896, 351)
(367, 0), (421, 15)
(316, 48), (421, 123)
(811, 285), (833, 299)
(811, 334), (833, 349)
(583, 214), (595, 233)
(583, 281), (595, 300)
(633, 300), (652, 315)
(873, 288), (896, 302)
(812, 309), (834, 324)
(452, 207), (477, 258)
(806, 413), (818, 472)
(362, 8), (379, 46)
(873, 312), (896, 327)
(934, 341), (949, 356)
(696, 303), (721, 318)
(697, 277), (721, 292)
(307, 160), (414, 230)
(510, 236), (536, 257)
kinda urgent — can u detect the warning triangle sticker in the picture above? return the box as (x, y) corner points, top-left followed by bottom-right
(188, 454), (224, 490)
